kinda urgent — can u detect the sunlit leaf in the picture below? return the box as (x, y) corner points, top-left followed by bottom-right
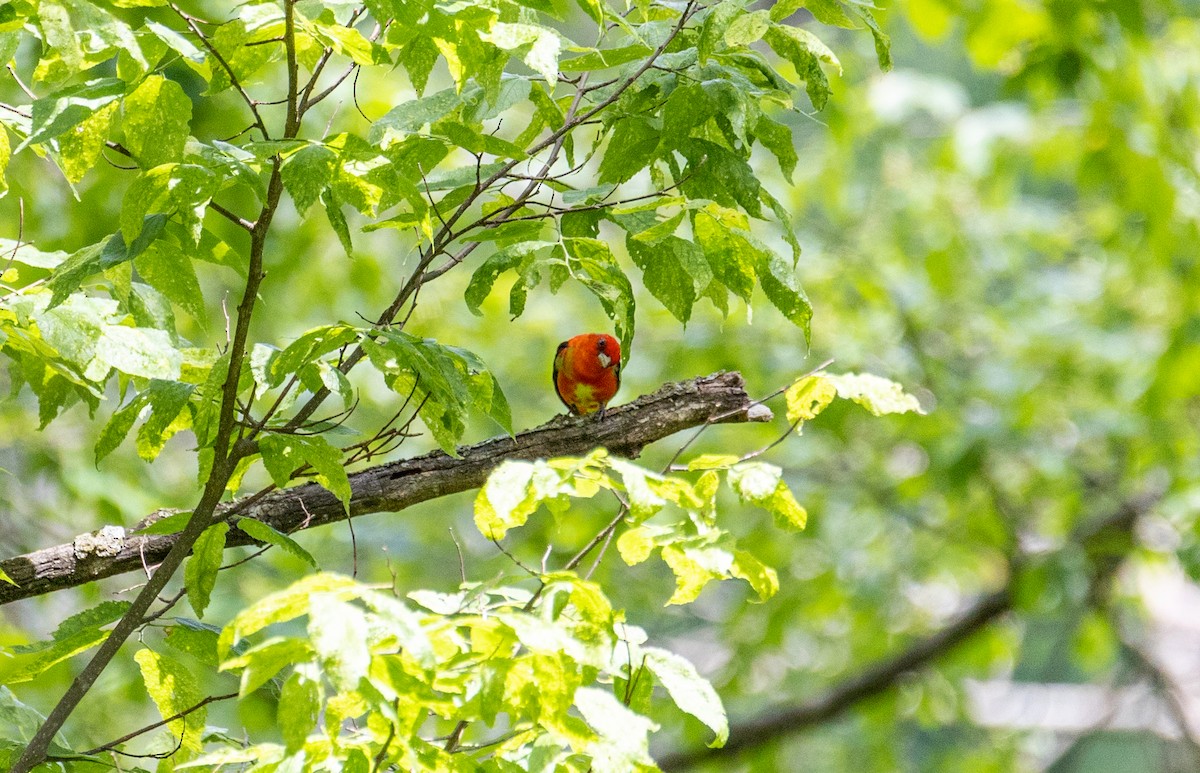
(185, 521), (229, 618)
(135, 648), (205, 753)
(644, 646), (728, 746)
(824, 371), (925, 416)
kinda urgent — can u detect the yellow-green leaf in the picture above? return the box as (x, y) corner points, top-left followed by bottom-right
(219, 572), (364, 658)
(135, 648), (205, 754)
(644, 646), (728, 747)
(184, 522), (228, 618)
(474, 459), (537, 539)
(825, 371), (925, 416)
(785, 374), (837, 425)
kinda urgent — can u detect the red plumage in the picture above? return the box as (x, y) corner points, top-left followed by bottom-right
(553, 333), (621, 417)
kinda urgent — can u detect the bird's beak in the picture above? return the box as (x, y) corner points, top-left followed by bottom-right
(598, 352), (612, 368)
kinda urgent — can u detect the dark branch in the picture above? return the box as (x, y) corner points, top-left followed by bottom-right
(656, 588), (1013, 771)
(656, 491), (1162, 770)
(0, 373), (768, 605)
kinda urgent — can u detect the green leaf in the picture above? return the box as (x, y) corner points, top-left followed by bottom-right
(46, 601), (131, 646)
(693, 203), (811, 335)
(15, 77), (125, 152)
(465, 242), (554, 315)
(564, 238), (636, 361)
(185, 522), (229, 618)
(145, 20), (210, 78)
(122, 74), (192, 168)
(0, 239), (68, 269)
(364, 331), (507, 453)
(203, 6), (284, 96)
(121, 164), (220, 244)
(219, 573), (364, 657)
(135, 239), (207, 326)
(573, 686), (657, 765)
(279, 667), (320, 752)
(308, 594), (370, 690)
(700, 0), (746, 63)
(164, 619), (221, 668)
(724, 9), (770, 46)
(853, 6), (893, 71)
(482, 22), (560, 84)
(757, 247), (812, 339)
(95, 389), (149, 464)
(687, 454), (741, 471)
(0, 602), (130, 684)
(259, 433), (352, 509)
(825, 371), (925, 416)
(281, 143), (338, 214)
(560, 44), (653, 72)
(662, 546), (727, 605)
(754, 115), (798, 182)
(727, 461), (782, 501)
(95, 325), (184, 380)
(398, 34), (439, 96)
(776, 0), (856, 26)
(627, 235), (710, 325)
(270, 324), (360, 386)
(221, 637), (314, 696)
(135, 379), (195, 461)
(644, 646), (728, 746)
(135, 648), (205, 753)
(236, 518), (317, 568)
(46, 214), (167, 307)
(598, 117), (659, 185)
(0, 686), (67, 746)
(369, 87), (462, 145)
(728, 462), (808, 530)
(693, 206), (756, 302)
(681, 140), (762, 217)
(137, 511), (191, 535)
(56, 100), (117, 184)
(617, 524), (667, 565)
(304, 10), (383, 66)
(764, 24), (838, 109)
(323, 188), (354, 258)
(785, 374), (836, 425)
(474, 459), (536, 539)
(731, 550), (780, 602)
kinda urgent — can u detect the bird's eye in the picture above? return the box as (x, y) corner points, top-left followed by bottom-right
(597, 338), (607, 350)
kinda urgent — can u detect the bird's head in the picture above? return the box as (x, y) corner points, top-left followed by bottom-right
(593, 334), (620, 369)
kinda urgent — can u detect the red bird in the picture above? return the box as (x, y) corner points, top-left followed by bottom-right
(553, 333), (621, 417)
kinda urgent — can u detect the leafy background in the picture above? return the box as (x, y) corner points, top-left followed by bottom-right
(0, 0), (1198, 770)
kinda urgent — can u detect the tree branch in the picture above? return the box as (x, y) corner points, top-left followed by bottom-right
(0, 372), (768, 605)
(655, 490), (1162, 770)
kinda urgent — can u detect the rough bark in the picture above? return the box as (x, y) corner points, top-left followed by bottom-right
(1, 371), (768, 605)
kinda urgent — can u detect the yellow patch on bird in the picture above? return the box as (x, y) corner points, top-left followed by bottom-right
(571, 383), (599, 414)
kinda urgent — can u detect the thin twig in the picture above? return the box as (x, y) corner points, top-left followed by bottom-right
(170, 4), (271, 140)
(450, 529), (467, 585)
(279, 0), (701, 435)
(82, 692), (239, 756)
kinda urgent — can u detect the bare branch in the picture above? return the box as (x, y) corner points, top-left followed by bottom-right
(1, 373), (769, 604)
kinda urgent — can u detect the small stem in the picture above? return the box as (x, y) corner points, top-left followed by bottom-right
(82, 692), (239, 756)
(171, 4), (271, 140)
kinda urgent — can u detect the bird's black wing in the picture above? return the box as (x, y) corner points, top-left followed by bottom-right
(552, 340), (574, 413)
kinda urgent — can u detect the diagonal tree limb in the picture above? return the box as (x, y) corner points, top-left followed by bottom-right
(656, 490), (1162, 770)
(0, 372), (769, 606)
